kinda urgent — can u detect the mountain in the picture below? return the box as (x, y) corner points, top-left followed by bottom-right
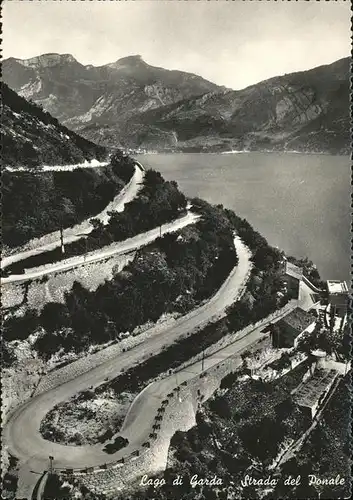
(2, 53), (224, 149)
(3, 55), (350, 154)
(1, 83), (107, 168)
(126, 57), (350, 154)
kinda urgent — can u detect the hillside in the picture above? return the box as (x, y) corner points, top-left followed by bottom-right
(1, 83), (107, 168)
(2, 55), (349, 154)
(2, 151), (136, 248)
(130, 57), (350, 154)
(2, 53), (223, 149)
(121, 353), (350, 500)
(1, 83), (136, 247)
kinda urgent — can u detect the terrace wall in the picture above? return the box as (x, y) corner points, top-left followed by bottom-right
(2, 252), (135, 312)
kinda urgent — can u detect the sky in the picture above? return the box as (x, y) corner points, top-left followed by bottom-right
(2, 0), (351, 90)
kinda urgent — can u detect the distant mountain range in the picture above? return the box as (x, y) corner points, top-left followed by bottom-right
(3, 54), (350, 154)
(1, 83), (107, 168)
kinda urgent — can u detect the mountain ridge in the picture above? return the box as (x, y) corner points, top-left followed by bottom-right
(2, 54), (350, 154)
(2, 53), (223, 133)
(114, 56), (350, 153)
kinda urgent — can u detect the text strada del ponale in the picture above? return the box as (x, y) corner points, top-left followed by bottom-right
(240, 474), (346, 488)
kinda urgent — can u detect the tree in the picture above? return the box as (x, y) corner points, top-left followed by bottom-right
(40, 303), (70, 333)
(3, 309), (39, 341)
(220, 371), (238, 390)
(209, 397), (232, 419)
(144, 169), (165, 189)
(43, 473), (71, 499)
(34, 332), (62, 360)
(239, 416), (286, 464)
(89, 218), (105, 232)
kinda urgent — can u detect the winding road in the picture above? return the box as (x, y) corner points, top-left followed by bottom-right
(2, 162), (144, 270)
(1, 211), (200, 284)
(4, 235), (252, 499)
(4, 159), (110, 173)
(3, 158), (286, 499)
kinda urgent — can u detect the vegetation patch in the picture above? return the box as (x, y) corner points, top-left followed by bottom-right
(92, 223), (291, 402)
(2, 151), (135, 249)
(3, 197), (291, 381)
(5, 168), (187, 274)
(6, 199), (236, 359)
(40, 389), (134, 446)
(2, 83), (107, 170)
(42, 473), (73, 500)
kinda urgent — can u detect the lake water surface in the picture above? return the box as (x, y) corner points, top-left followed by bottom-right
(137, 153), (350, 282)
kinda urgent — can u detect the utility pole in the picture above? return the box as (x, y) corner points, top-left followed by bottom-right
(60, 226), (65, 255)
(49, 455), (54, 475)
(159, 225), (162, 238)
(201, 349), (205, 372)
(84, 236), (88, 262)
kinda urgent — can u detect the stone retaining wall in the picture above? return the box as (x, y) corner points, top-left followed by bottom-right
(2, 252), (135, 312)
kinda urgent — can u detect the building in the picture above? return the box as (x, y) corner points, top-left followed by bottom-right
(271, 307), (316, 348)
(292, 368), (338, 420)
(283, 261), (303, 298)
(327, 280), (349, 318)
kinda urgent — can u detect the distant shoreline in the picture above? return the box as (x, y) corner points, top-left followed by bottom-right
(134, 150), (349, 157)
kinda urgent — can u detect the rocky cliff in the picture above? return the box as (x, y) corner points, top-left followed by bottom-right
(2, 53), (223, 148)
(128, 57), (350, 154)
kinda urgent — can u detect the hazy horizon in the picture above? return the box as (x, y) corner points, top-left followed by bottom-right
(2, 0), (350, 90)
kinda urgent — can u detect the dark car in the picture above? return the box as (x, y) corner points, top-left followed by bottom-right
(103, 436), (129, 454)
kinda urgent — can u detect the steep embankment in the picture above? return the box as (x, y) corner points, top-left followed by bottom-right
(3, 236), (250, 491)
(1, 84), (139, 251)
(3, 189), (296, 499)
(2, 155), (136, 249)
(2, 163), (143, 265)
(1, 83), (107, 168)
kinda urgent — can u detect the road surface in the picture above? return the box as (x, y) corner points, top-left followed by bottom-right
(2, 164), (144, 270)
(4, 236), (251, 498)
(4, 159), (109, 172)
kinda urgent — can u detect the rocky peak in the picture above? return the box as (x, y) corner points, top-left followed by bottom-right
(15, 53), (78, 69)
(106, 55), (147, 70)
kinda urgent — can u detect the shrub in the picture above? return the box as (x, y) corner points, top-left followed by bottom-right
(40, 303), (70, 333)
(209, 396), (231, 419)
(220, 371), (238, 390)
(2, 309), (39, 341)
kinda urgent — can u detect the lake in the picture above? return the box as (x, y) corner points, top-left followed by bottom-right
(137, 153), (350, 282)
